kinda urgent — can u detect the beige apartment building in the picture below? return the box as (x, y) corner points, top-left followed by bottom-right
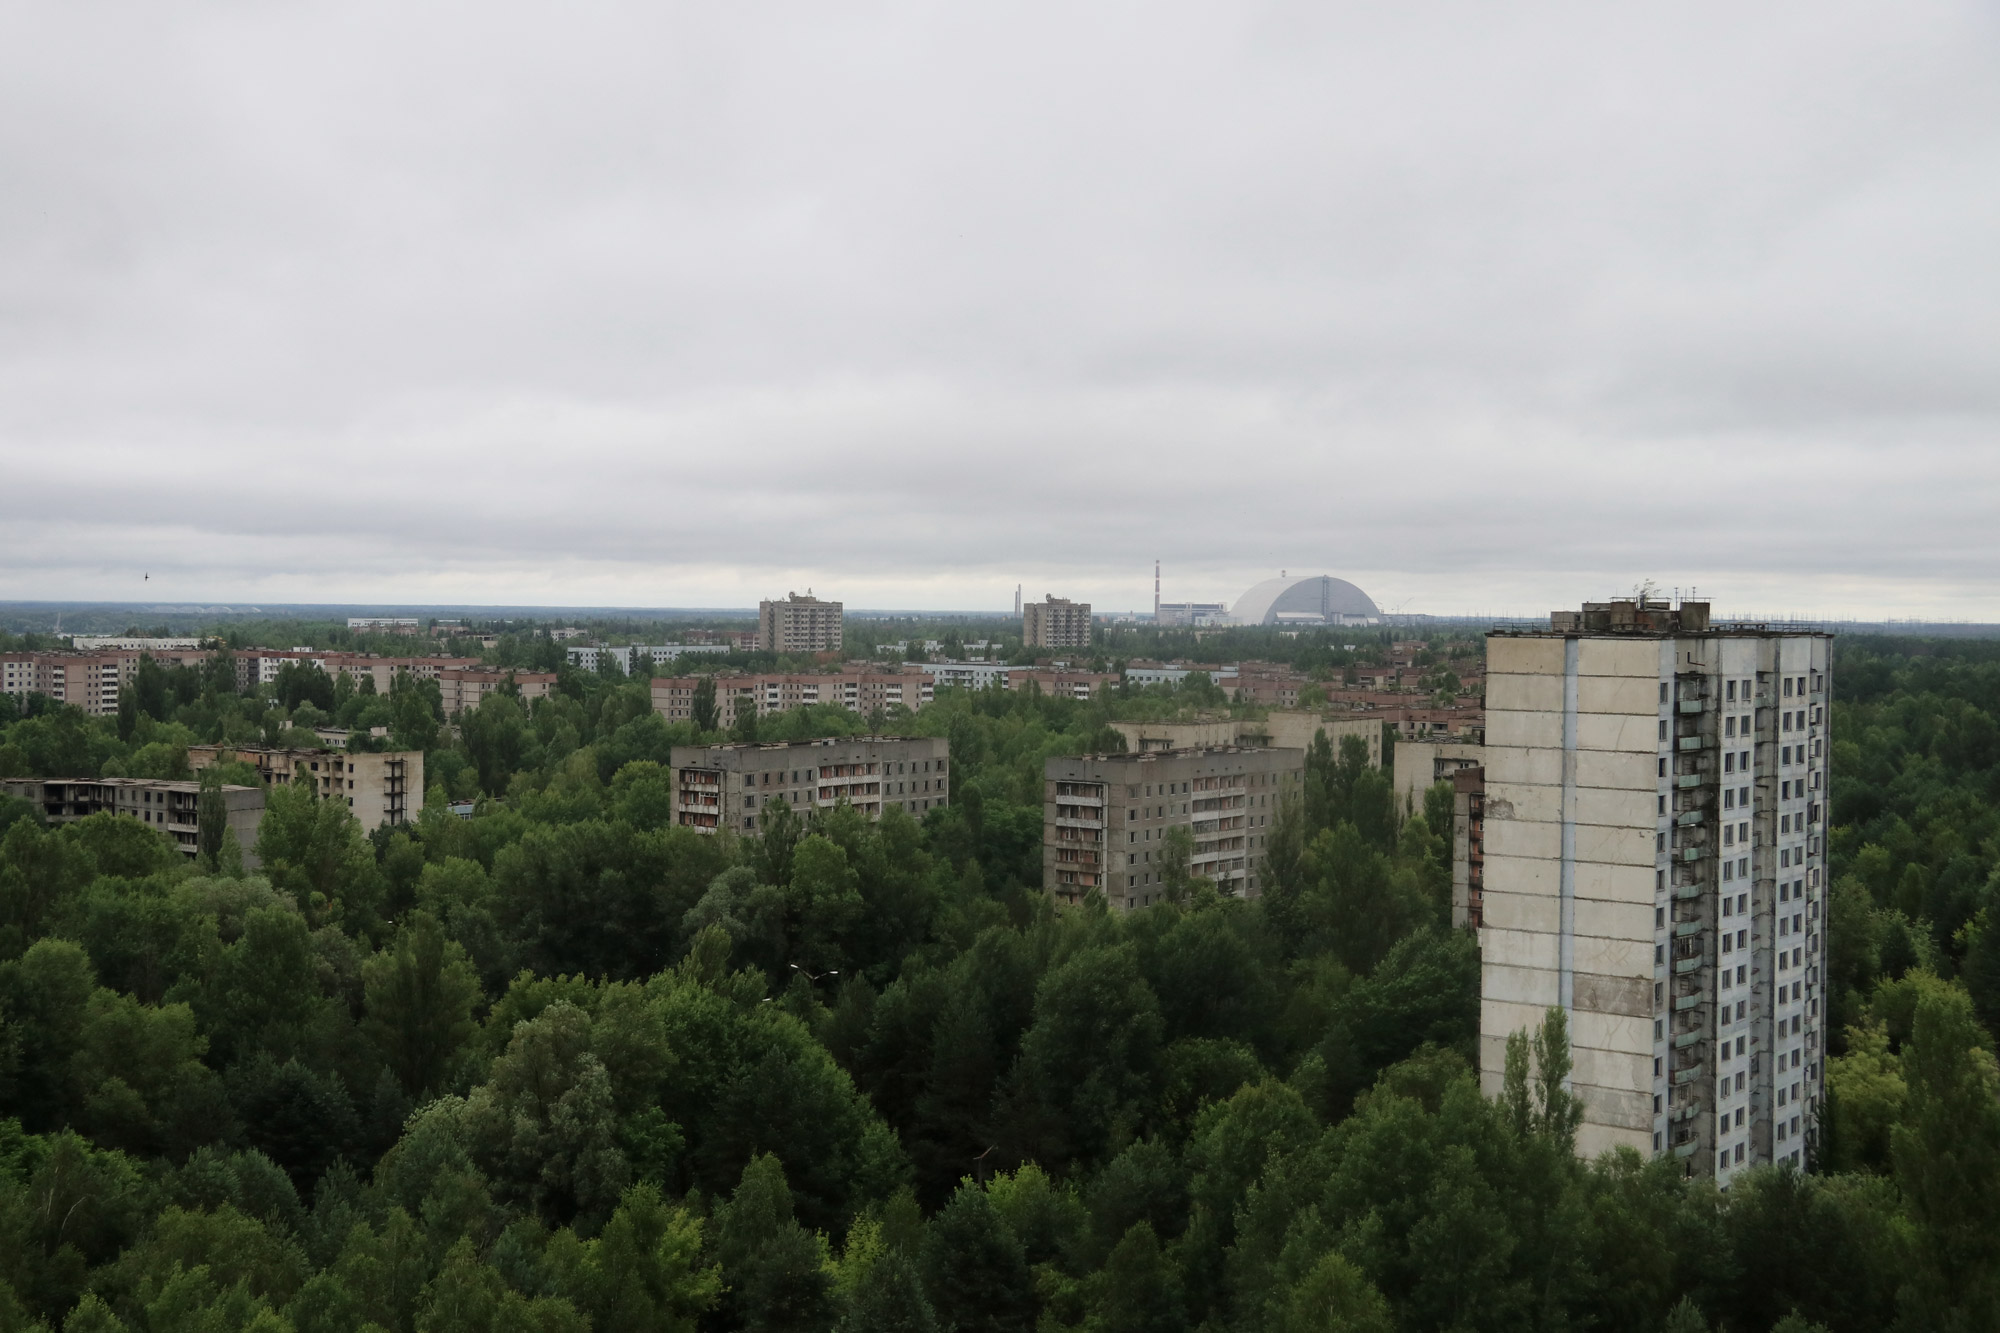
(70, 637), (205, 651)
(1006, 669), (1118, 699)
(189, 745), (423, 831)
(232, 651), (553, 716)
(917, 663), (1118, 699)
(437, 669), (557, 716)
(651, 670), (932, 725)
(669, 735), (950, 834)
(1, 777), (265, 867)
(0, 654), (125, 715)
(1258, 712), (1381, 764)
(1043, 746), (1303, 908)
(1394, 737), (1486, 815)
(0, 646), (547, 724)
(1451, 765), (1485, 930)
(1479, 598), (1831, 1178)
(1023, 596), (1092, 650)
(1110, 712), (1380, 768)
(759, 593), (844, 654)
(3, 648), (214, 717)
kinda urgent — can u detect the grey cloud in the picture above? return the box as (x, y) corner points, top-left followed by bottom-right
(2, 1), (1998, 617)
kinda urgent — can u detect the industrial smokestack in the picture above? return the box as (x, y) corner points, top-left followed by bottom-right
(1154, 559), (1160, 619)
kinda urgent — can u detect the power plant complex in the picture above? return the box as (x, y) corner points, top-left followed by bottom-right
(1151, 564), (1383, 627)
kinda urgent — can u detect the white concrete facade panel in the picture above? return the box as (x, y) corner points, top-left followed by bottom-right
(1487, 638), (1566, 675)
(1482, 744), (1563, 787)
(1575, 713), (1663, 754)
(1485, 673), (1565, 713)
(1576, 674), (1666, 715)
(1482, 818), (1562, 860)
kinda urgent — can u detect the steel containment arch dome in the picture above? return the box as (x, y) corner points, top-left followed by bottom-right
(1231, 575), (1382, 626)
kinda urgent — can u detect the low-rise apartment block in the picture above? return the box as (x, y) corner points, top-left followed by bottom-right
(1230, 662), (1310, 706)
(70, 637), (205, 651)
(1, 653), (125, 715)
(1257, 712), (1382, 764)
(920, 662), (1117, 697)
(1023, 596), (1093, 650)
(923, 661), (1011, 690)
(189, 745), (422, 831)
(1117, 660), (1313, 708)
(437, 669), (557, 716)
(2, 648), (214, 717)
(1043, 746), (1303, 908)
(1124, 662), (1236, 688)
(1109, 718), (1241, 751)
(1390, 706), (1485, 741)
(652, 670), (932, 725)
(1, 777), (264, 867)
(1111, 712), (1381, 767)
(232, 651), (554, 715)
(1008, 668), (1119, 699)
(759, 593), (844, 654)
(1394, 738), (1487, 814)
(566, 645), (729, 673)
(669, 736), (950, 833)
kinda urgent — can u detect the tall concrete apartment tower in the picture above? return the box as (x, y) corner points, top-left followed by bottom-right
(1480, 597), (1830, 1181)
(759, 592), (844, 654)
(1023, 596), (1093, 650)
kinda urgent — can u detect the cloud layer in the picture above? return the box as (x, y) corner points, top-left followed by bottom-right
(4, 1), (1998, 617)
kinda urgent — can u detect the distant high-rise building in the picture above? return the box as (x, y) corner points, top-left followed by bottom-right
(1023, 596), (1092, 650)
(1479, 597), (1830, 1179)
(759, 592), (844, 654)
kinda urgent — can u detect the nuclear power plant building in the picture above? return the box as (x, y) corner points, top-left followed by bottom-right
(1232, 575), (1381, 627)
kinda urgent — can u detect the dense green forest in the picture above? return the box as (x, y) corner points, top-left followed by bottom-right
(0, 637), (1995, 1332)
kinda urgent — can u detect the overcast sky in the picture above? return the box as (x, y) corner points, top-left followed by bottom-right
(3, 2), (1997, 619)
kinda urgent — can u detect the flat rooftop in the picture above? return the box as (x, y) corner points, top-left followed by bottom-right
(1492, 599), (1834, 639)
(7, 777), (258, 793)
(1058, 745), (1290, 763)
(678, 734), (933, 752)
